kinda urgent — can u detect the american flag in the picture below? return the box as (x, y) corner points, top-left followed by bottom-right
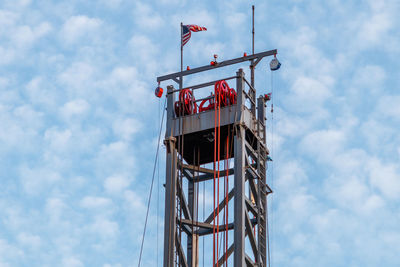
(182, 24), (207, 47)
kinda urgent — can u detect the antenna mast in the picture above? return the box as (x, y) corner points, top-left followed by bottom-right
(251, 5), (255, 89)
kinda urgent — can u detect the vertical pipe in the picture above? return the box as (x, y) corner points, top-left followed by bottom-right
(181, 22), (183, 73)
(234, 69), (246, 267)
(180, 23), (184, 91)
(164, 86), (177, 267)
(252, 5), (255, 55)
(188, 149), (198, 267)
(250, 5), (255, 88)
(250, 5), (256, 116)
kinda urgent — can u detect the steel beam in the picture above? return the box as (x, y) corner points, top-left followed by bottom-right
(157, 49), (277, 83)
(177, 178), (192, 221)
(194, 167), (234, 183)
(187, 165), (198, 266)
(204, 188), (235, 224)
(234, 69), (246, 267)
(245, 210), (259, 263)
(163, 136), (177, 267)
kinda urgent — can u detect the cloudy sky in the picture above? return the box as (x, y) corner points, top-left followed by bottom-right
(0, 0), (399, 266)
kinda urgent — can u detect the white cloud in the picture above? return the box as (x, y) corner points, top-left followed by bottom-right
(224, 12), (246, 30)
(100, 65), (153, 114)
(0, 239), (24, 263)
(0, 10), (18, 34)
(300, 129), (345, 161)
(286, 76), (332, 113)
(112, 118), (142, 141)
(0, 46), (15, 65)
(62, 257), (84, 267)
(11, 22), (52, 48)
(376, 95), (400, 120)
(123, 190), (145, 213)
(25, 77), (58, 108)
(276, 160), (308, 190)
(91, 218), (119, 239)
(100, 0), (122, 9)
(369, 158), (400, 200)
(61, 15), (102, 44)
(357, 11), (392, 46)
(61, 99), (90, 118)
(20, 167), (61, 195)
(81, 196), (112, 209)
(134, 2), (164, 30)
(109, 66), (137, 86)
(58, 62), (95, 92)
(352, 65), (386, 95)
(45, 198), (66, 221)
(104, 175), (131, 194)
(361, 118), (396, 152)
(95, 141), (136, 177)
(129, 35), (158, 62)
(17, 232), (41, 249)
(44, 127), (72, 152)
(2, 0), (32, 9)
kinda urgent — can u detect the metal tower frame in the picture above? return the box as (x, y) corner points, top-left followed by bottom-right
(158, 49), (276, 267)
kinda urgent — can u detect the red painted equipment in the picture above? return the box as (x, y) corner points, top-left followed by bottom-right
(155, 86), (163, 98)
(199, 95), (214, 112)
(199, 80), (237, 112)
(174, 89), (197, 117)
(215, 80), (237, 107)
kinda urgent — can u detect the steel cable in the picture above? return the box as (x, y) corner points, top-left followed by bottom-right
(138, 97), (166, 267)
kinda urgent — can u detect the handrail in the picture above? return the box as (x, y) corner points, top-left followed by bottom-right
(167, 75), (237, 94)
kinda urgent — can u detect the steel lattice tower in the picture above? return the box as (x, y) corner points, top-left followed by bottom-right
(157, 49), (277, 267)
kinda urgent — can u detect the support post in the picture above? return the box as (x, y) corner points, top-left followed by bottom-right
(164, 85), (178, 267)
(163, 136), (177, 267)
(187, 156), (198, 267)
(234, 69), (246, 267)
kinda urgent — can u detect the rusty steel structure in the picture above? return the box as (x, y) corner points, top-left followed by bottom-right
(157, 49), (277, 267)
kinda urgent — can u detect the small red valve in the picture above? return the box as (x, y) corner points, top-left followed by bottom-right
(155, 86), (163, 98)
(243, 52), (247, 57)
(213, 54), (218, 59)
(187, 66), (190, 70)
(210, 61), (216, 66)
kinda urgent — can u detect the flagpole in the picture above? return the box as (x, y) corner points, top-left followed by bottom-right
(180, 22), (183, 90)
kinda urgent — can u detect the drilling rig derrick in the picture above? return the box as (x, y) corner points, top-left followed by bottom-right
(158, 49), (278, 267)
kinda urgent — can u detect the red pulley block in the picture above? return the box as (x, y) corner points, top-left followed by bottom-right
(199, 80), (237, 112)
(155, 86), (163, 98)
(199, 96), (214, 112)
(174, 89), (197, 117)
(214, 80), (237, 107)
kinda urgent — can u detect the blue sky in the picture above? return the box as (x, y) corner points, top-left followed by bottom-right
(0, 0), (399, 266)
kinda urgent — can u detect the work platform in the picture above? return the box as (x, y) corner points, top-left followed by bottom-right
(170, 104), (268, 164)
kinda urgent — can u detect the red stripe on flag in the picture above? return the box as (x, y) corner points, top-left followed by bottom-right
(182, 24), (206, 47)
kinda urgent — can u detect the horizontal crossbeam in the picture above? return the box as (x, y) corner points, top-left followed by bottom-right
(177, 218), (258, 236)
(157, 49), (278, 83)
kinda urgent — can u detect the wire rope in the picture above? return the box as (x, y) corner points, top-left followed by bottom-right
(202, 163), (205, 267)
(269, 69), (275, 267)
(156, 97), (160, 267)
(138, 97), (167, 267)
